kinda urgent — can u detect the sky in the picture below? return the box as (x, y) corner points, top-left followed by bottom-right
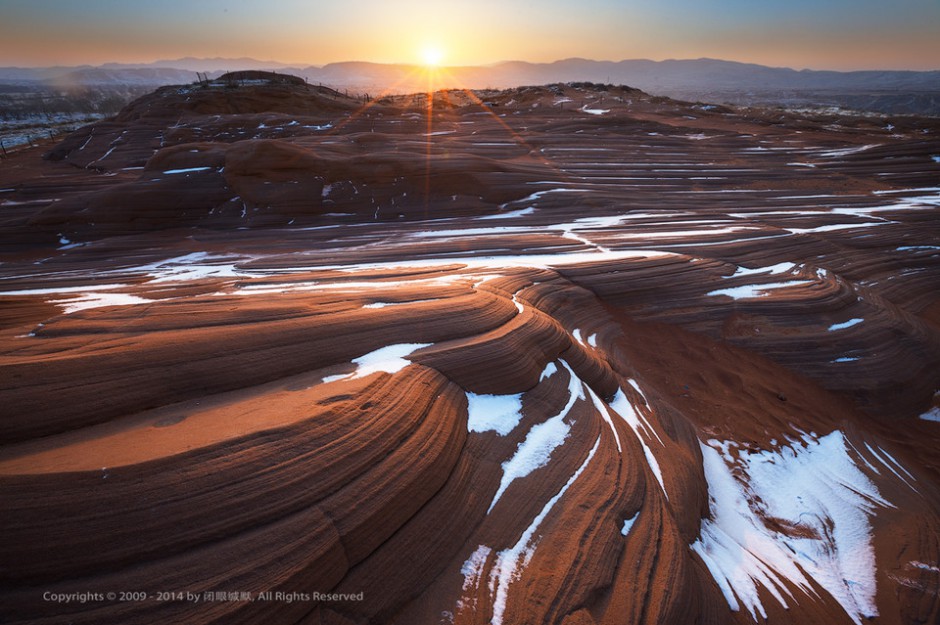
(2, 0), (939, 70)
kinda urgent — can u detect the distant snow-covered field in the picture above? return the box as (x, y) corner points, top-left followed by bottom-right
(0, 113), (107, 150)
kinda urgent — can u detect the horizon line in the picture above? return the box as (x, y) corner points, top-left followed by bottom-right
(3, 55), (939, 74)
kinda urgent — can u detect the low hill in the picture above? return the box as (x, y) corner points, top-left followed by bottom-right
(3, 57), (939, 115)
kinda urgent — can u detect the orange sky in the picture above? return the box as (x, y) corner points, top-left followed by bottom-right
(2, 0), (939, 70)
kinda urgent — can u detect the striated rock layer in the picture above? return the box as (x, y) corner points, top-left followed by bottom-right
(0, 79), (939, 625)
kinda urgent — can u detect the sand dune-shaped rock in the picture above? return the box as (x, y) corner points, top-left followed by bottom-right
(0, 81), (939, 625)
(0, 286), (515, 442)
(43, 78), (360, 162)
(1, 367), (465, 623)
(34, 96), (561, 236)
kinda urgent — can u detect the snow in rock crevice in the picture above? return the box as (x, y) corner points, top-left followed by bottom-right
(486, 360), (584, 514)
(487, 436), (601, 625)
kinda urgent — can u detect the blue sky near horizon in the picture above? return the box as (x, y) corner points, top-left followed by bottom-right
(2, 0), (938, 70)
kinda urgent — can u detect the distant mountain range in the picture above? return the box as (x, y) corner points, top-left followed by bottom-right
(2, 57), (939, 115)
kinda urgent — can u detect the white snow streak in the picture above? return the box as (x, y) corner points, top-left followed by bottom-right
(621, 511), (640, 537)
(585, 384), (622, 453)
(460, 545), (492, 600)
(610, 388), (667, 498)
(51, 292), (154, 314)
(486, 360), (584, 514)
(691, 432), (890, 624)
(708, 280), (813, 300)
(828, 318), (863, 332)
(727, 262), (797, 279)
(162, 167), (214, 174)
(488, 436), (601, 625)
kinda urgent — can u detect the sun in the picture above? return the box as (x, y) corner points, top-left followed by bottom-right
(420, 45), (445, 68)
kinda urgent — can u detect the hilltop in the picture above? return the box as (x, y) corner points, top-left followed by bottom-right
(2, 57), (939, 115)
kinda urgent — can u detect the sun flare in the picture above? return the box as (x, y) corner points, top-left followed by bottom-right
(420, 45), (445, 68)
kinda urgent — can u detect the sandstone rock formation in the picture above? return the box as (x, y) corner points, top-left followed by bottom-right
(0, 78), (938, 625)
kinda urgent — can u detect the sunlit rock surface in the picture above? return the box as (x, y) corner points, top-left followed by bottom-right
(1, 78), (938, 625)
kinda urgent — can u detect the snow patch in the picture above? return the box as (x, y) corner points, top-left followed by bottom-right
(621, 511), (639, 536)
(162, 167), (214, 174)
(691, 431), (889, 624)
(585, 384), (622, 453)
(727, 262), (797, 279)
(610, 388), (667, 498)
(51, 292), (154, 314)
(315, 249), (673, 273)
(479, 207), (536, 220)
(616, 226), (754, 240)
(363, 298), (441, 308)
(540, 362), (558, 381)
(461, 545), (492, 594)
(131, 252), (250, 283)
(0, 283), (130, 296)
(920, 407), (940, 423)
(627, 379), (648, 403)
(787, 222), (886, 235)
(503, 188), (586, 206)
(412, 226), (537, 239)
(572, 328), (586, 346)
(347, 343), (431, 379)
(912, 560), (940, 572)
(488, 436), (601, 625)
(486, 361), (584, 513)
(466, 392), (525, 436)
(828, 318), (863, 332)
(707, 280), (813, 300)
(897, 245), (940, 252)
(818, 144), (879, 158)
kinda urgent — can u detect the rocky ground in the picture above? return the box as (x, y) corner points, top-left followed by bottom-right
(0, 77), (938, 625)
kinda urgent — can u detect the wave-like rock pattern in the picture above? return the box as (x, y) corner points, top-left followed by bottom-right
(0, 81), (939, 624)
